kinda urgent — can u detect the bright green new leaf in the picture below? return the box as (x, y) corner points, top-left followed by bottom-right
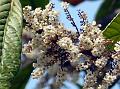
(0, 0), (22, 89)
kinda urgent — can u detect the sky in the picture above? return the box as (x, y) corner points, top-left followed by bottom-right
(52, 0), (103, 30)
(25, 0), (120, 89)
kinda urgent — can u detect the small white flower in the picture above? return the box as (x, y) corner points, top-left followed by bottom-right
(57, 37), (72, 49)
(45, 2), (53, 10)
(79, 36), (93, 50)
(95, 57), (107, 68)
(23, 2), (119, 89)
(114, 41), (120, 52)
(23, 6), (32, 11)
(61, 2), (69, 9)
(92, 48), (100, 56)
(34, 7), (42, 15)
(104, 73), (116, 84)
(92, 21), (96, 26)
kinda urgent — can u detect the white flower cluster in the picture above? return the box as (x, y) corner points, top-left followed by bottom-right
(79, 22), (105, 56)
(23, 2), (120, 89)
(61, 2), (69, 9)
(112, 42), (120, 60)
(114, 41), (120, 52)
(95, 57), (107, 68)
(103, 73), (116, 84)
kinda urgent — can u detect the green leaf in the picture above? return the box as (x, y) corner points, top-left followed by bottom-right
(34, 0), (49, 9)
(10, 64), (33, 89)
(103, 13), (120, 42)
(95, 0), (120, 21)
(20, 0), (31, 8)
(103, 13), (120, 50)
(10, 0), (49, 88)
(0, 0), (22, 89)
(76, 83), (83, 89)
(20, 0), (49, 9)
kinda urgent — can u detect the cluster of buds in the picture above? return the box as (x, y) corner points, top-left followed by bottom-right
(22, 2), (120, 89)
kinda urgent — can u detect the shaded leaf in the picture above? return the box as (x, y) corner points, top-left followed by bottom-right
(20, 0), (49, 9)
(96, 0), (120, 21)
(76, 83), (83, 89)
(10, 64), (33, 89)
(103, 13), (120, 42)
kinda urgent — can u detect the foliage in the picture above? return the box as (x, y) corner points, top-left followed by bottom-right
(10, 64), (33, 89)
(103, 13), (120, 41)
(11, 0), (49, 89)
(96, 0), (120, 22)
(0, 0), (22, 89)
(20, 0), (49, 9)
(103, 13), (120, 51)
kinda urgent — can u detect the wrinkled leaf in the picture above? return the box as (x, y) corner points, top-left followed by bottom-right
(0, 0), (22, 88)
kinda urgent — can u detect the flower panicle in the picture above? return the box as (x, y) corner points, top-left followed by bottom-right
(22, 2), (120, 89)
